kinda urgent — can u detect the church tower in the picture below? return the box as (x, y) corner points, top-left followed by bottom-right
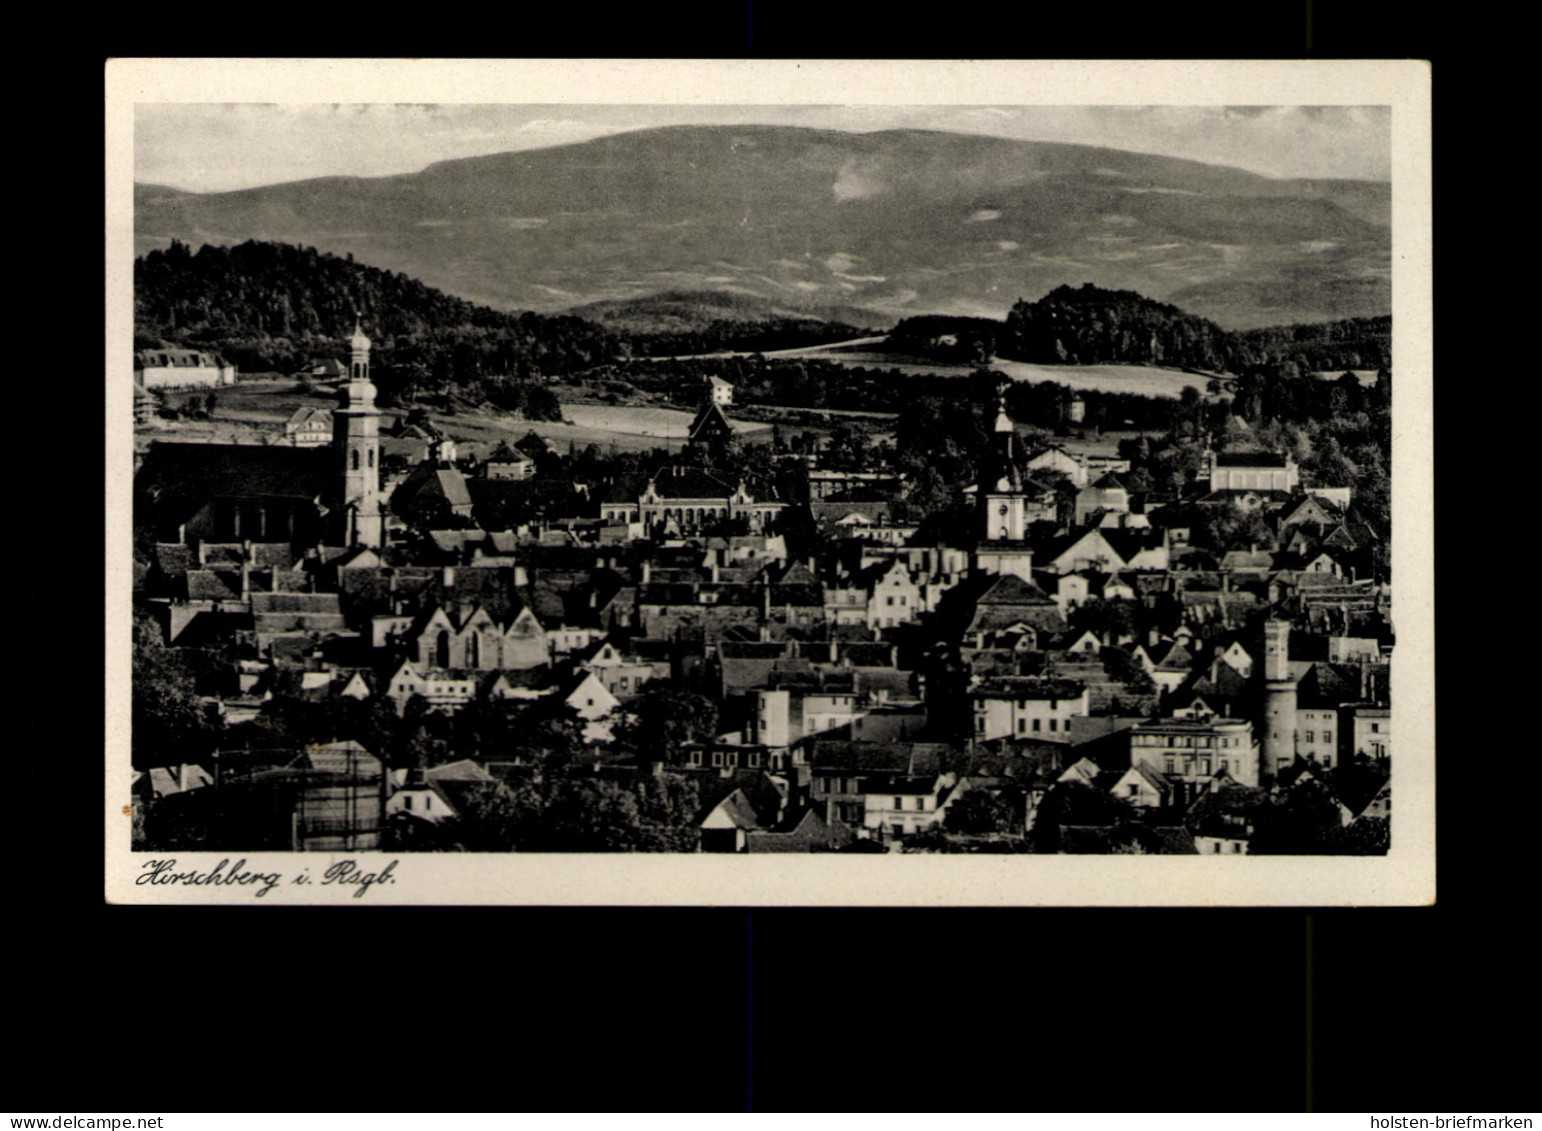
(333, 320), (383, 547)
(1261, 619), (1298, 781)
(974, 385), (1035, 581)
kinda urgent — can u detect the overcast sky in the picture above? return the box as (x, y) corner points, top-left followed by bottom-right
(136, 103), (1391, 193)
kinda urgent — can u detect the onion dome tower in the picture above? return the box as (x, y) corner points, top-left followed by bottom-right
(332, 320), (383, 548)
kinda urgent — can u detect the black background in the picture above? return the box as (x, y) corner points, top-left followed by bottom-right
(27, 0), (1489, 1112)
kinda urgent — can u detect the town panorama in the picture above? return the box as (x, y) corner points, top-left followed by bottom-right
(129, 131), (1393, 859)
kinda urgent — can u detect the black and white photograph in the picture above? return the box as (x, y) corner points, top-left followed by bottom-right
(106, 59), (1433, 904)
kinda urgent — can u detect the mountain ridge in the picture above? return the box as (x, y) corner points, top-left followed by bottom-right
(134, 123), (1391, 330)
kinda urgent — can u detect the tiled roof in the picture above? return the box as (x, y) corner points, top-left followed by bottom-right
(137, 442), (330, 502)
(648, 468), (736, 500)
(971, 676), (1086, 700)
(1215, 451), (1289, 467)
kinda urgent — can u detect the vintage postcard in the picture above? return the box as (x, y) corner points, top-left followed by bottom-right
(106, 59), (1432, 904)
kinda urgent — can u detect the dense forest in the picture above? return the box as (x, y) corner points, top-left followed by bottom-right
(134, 240), (617, 393)
(885, 285), (1391, 376)
(1228, 315), (1391, 373)
(1003, 284), (1235, 370)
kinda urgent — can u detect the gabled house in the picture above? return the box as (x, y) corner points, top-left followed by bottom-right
(862, 774), (958, 840)
(383, 660), (478, 711)
(412, 601), (550, 672)
(1108, 761), (1174, 809)
(284, 406), (333, 447)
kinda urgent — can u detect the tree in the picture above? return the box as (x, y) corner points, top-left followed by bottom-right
(132, 610), (219, 770)
(944, 787), (1018, 835)
(614, 682), (719, 764)
(1249, 781), (1345, 854)
(1029, 780), (1141, 853)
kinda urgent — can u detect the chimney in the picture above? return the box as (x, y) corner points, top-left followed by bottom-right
(240, 560), (251, 600)
(245, 540), (256, 563)
(641, 560), (651, 585)
(442, 566), (455, 590)
(711, 561), (721, 584)
(196, 540), (207, 566)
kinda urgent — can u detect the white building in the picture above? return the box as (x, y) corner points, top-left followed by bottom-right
(136, 348), (236, 391)
(971, 677), (1089, 742)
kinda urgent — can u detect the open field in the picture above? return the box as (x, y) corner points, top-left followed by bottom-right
(1310, 370), (1380, 385)
(148, 381), (779, 457)
(562, 403), (771, 439)
(712, 338), (1213, 399)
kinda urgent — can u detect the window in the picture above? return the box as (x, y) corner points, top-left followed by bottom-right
(712, 751), (723, 767)
(1165, 759), (1175, 774)
(1017, 719), (1025, 734)
(1323, 730), (1332, 743)
(886, 596), (894, 607)
(1303, 731), (1314, 743)
(893, 797), (903, 810)
(425, 796), (433, 811)
(1049, 719), (1057, 732)
(1213, 842), (1222, 853)
(351, 449), (359, 470)
(914, 797), (925, 811)
(1233, 843), (1242, 853)
(403, 795), (413, 811)
(1033, 718), (1041, 732)
(1370, 723), (1381, 733)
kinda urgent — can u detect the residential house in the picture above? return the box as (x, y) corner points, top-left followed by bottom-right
(284, 406), (333, 447)
(971, 677), (1089, 742)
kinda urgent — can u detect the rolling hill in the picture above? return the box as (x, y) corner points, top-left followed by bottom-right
(134, 124), (1391, 330)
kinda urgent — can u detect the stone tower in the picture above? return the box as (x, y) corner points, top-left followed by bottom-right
(974, 386), (1035, 582)
(333, 320), (383, 548)
(1261, 619), (1298, 781)
(983, 389), (1028, 543)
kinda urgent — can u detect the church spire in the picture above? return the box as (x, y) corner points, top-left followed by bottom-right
(993, 380), (1015, 434)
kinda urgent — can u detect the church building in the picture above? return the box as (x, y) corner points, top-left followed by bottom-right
(135, 322), (385, 550)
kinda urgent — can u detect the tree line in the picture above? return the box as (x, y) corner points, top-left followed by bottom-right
(887, 284), (1391, 376)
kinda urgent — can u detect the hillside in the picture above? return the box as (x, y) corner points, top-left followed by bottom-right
(569, 289), (883, 356)
(133, 239), (613, 408)
(134, 124), (1391, 330)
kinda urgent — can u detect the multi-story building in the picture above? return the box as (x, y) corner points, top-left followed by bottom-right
(1129, 714), (1259, 788)
(971, 677), (1088, 742)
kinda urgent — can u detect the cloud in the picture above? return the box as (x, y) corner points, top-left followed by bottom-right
(832, 160), (881, 201)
